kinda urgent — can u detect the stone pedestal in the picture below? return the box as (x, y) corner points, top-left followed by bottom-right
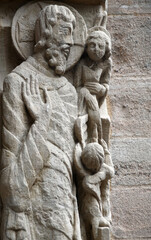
(97, 227), (110, 240)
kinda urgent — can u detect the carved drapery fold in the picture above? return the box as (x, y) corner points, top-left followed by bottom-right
(0, 2), (114, 240)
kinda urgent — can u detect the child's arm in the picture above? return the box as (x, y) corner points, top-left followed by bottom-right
(100, 58), (112, 90)
(100, 139), (115, 178)
(82, 164), (113, 186)
(85, 59), (112, 99)
(101, 163), (115, 179)
(73, 59), (85, 90)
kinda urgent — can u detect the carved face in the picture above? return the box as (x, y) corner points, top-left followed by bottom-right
(52, 20), (74, 45)
(35, 5), (76, 75)
(45, 19), (74, 75)
(86, 37), (106, 62)
(45, 41), (70, 75)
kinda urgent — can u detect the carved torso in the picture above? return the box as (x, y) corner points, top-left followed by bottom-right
(2, 57), (78, 239)
(0, 2), (114, 240)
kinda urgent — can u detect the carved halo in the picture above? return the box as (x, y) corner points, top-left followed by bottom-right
(11, 1), (87, 70)
(88, 26), (111, 39)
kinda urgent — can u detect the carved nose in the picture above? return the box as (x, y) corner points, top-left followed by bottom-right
(63, 35), (74, 45)
(95, 46), (100, 52)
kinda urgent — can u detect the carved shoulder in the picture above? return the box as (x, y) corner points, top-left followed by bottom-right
(102, 58), (112, 72)
(74, 58), (86, 89)
(106, 57), (112, 66)
(3, 72), (23, 96)
(2, 71), (30, 139)
(100, 58), (112, 86)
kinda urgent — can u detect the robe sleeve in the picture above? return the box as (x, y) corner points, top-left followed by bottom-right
(0, 72), (50, 212)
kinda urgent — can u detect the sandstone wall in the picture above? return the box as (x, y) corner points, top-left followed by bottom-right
(108, 1), (151, 239)
(0, 0), (151, 239)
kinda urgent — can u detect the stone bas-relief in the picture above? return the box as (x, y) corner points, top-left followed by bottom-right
(74, 20), (114, 240)
(74, 141), (114, 240)
(0, 1), (114, 240)
(74, 26), (112, 146)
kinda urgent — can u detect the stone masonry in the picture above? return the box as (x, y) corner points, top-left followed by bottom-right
(0, 0), (151, 239)
(108, 1), (151, 239)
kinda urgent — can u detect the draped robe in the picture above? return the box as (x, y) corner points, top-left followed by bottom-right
(1, 56), (78, 240)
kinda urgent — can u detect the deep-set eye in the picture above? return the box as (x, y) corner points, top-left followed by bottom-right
(89, 42), (95, 48)
(59, 26), (70, 36)
(99, 44), (104, 49)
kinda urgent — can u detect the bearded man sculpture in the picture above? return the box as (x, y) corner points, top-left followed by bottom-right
(0, 5), (79, 240)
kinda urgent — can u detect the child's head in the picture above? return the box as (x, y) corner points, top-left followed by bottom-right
(86, 30), (111, 62)
(81, 143), (104, 174)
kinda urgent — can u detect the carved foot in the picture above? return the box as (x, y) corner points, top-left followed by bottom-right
(6, 229), (28, 240)
(17, 230), (28, 240)
(92, 217), (110, 240)
(104, 214), (112, 225)
(5, 230), (15, 240)
(4, 210), (32, 240)
(97, 227), (110, 240)
(98, 216), (110, 227)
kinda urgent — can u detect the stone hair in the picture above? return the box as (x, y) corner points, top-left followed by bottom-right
(86, 30), (112, 59)
(34, 5), (76, 52)
(81, 143), (104, 173)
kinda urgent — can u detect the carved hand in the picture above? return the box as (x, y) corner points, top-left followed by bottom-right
(80, 87), (98, 110)
(83, 172), (105, 185)
(22, 75), (52, 127)
(7, 229), (28, 240)
(84, 82), (106, 96)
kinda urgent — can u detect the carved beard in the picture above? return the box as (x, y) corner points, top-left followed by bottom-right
(45, 45), (67, 75)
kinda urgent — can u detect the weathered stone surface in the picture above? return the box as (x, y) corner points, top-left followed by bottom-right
(63, 0), (105, 5)
(72, 4), (106, 29)
(107, 1), (151, 239)
(111, 187), (151, 239)
(0, 4), (83, 239)
(0, 28), (21, 89)
(1, 0), (105, 4)
(0, 0), (150, 239)
(111, 138), (151, 187)
(0, 27), (21, 157)
(11, 1), (87, 67)
(108, 15), (151, 77)
(0, 1), (114, 240)
(108, 0), (151, 15)
(109, 77), (151, 138)
(97, 227), (110, 240)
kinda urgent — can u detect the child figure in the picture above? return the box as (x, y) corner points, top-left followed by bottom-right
(74, 140), (114, 240)
(74, 12), (113, 240)
(74, 27), (112, 145)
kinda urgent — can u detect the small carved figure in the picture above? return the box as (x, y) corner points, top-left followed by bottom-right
(74, 140), (114, 240)
(1, 1), (114, 239)
(74, 21), (113, 240)
(75, 27), (112, 145)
